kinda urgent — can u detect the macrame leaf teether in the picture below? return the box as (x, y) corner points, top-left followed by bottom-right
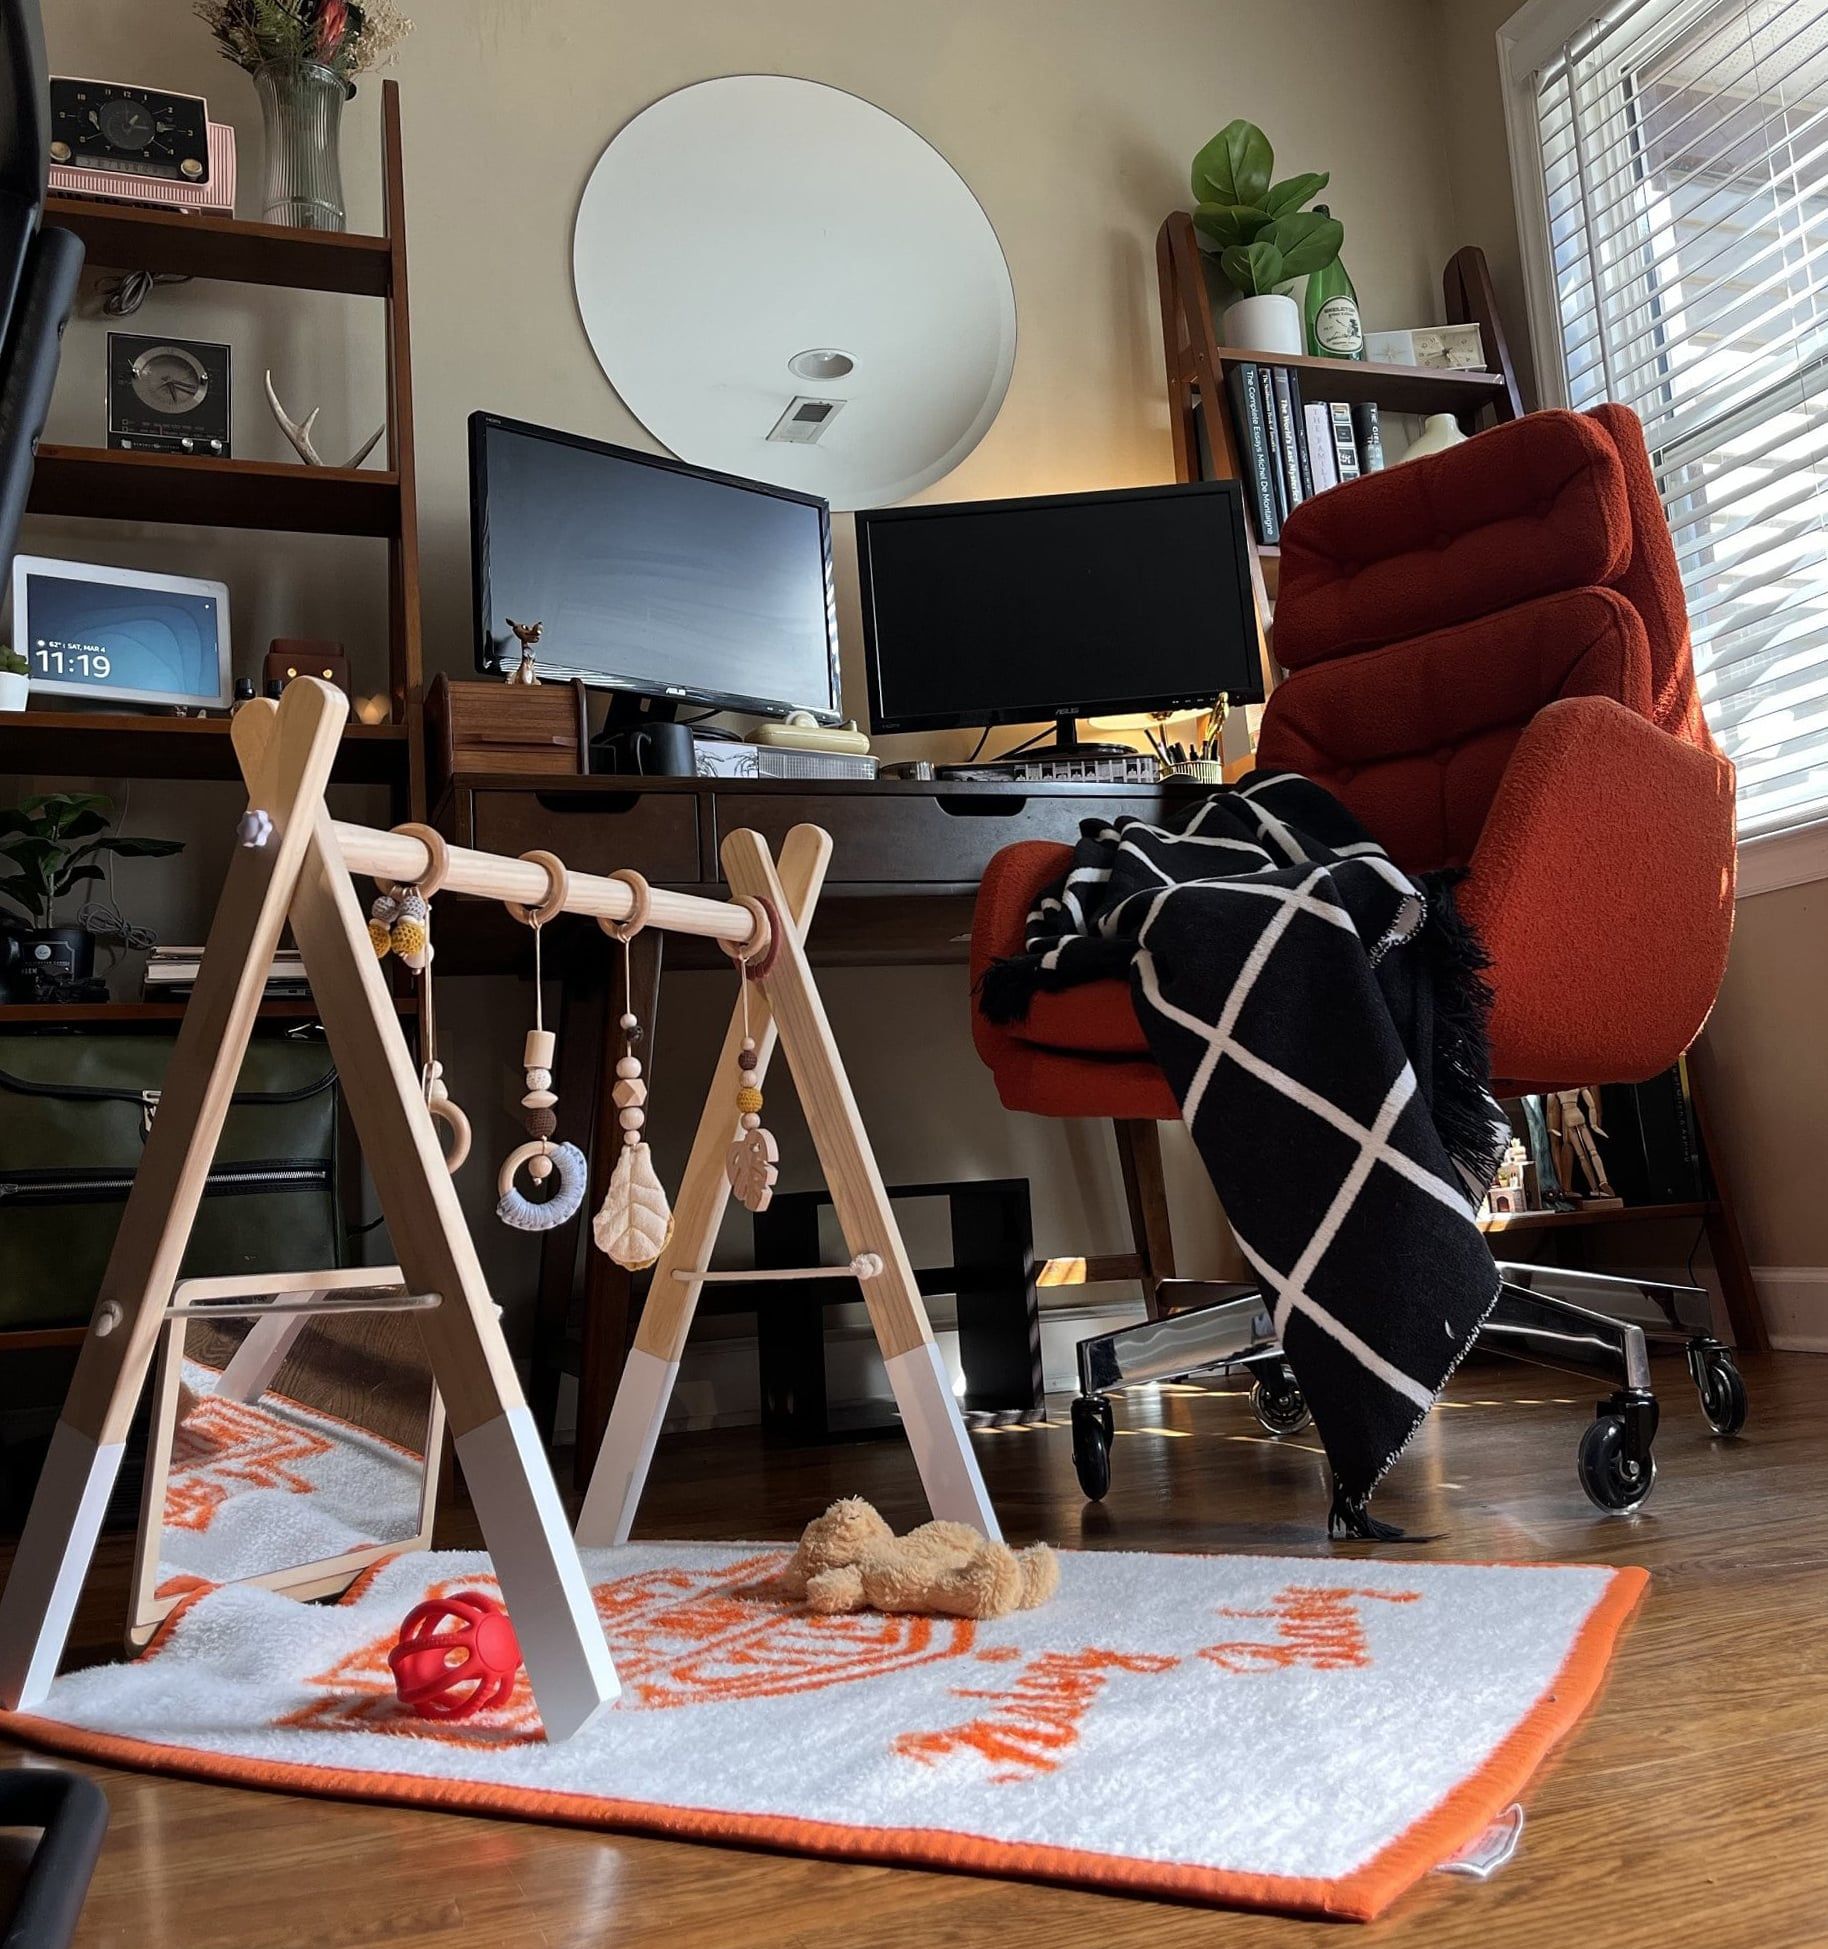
(593, 1141), (675, 1270)
(589, 869), (676, 1264)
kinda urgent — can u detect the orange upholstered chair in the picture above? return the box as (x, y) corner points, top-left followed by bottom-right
(971, 406), (1747, 1514)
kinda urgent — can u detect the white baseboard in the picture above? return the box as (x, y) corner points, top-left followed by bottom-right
(1754, 1266), (1828, 1353)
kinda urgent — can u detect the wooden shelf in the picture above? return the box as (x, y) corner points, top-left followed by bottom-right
(1211, 345), (1513, 418)
(1479, 1199), (1713, 1235)
(27, 445), (400, 537)
(45, 195), (393, 297)
(0, 710), (407, 782)
(0, 996), (415, 1026)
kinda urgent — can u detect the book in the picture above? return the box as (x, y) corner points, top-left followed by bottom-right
(1257, 364), (1288, 524)
(1226, 361), (1279, 542)
(1352, 399), (1386, 473)
(1270, 366), (1304, 513)
(1303, 403), (1339, 492)
(1286, 368), (1315, 501)
(1329, 402), (1362, 483)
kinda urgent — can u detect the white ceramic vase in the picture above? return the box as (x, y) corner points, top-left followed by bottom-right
(1399, 413), (1469, 464)
(0, 671), (28, 712)
(1221, 293), (1304, 357)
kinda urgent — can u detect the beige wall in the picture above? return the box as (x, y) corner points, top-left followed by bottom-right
(18, 0), (1471, 1330)
(1427, 0), (1828, 1341)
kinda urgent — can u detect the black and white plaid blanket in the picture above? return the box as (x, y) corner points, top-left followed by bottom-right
(979, 772), (1509, 1534)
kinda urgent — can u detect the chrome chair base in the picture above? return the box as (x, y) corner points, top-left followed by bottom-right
(1069, 1262), (1747, 1513)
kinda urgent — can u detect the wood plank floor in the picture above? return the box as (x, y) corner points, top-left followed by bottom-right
(3, 1349), (1825, 1947)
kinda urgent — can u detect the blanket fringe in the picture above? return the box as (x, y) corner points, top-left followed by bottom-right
(976, 957), (1041, 1025)
(1327, 1485), (1410, 1541)
(1418, 870), (1504, 1195)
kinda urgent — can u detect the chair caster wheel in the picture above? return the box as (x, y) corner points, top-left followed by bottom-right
(1688, 1339), (1747, 1436)
(1071, 1395), (1112, 1501)
(1577, 1403), (1657, 1513)
(1250, 1365), (1312, 1436)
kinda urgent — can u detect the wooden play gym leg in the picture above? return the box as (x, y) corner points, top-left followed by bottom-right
(0, 682), (348, 1713)
(231, 703), (618, 1740)
(576, 824), (1001, 1548)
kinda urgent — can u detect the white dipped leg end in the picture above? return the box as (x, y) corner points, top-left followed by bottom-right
(455, 1405), (619, 1742)
(0, 1422), (125, 1710)
(884, 1341), (1002, 1542)
(575, 1348), (679, 1549)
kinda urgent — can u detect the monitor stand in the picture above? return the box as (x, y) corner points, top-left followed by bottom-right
(589, 693), (697, 778)
(1008, 713), (1133, 762)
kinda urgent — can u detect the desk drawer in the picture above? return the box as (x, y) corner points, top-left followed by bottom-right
(468, 789), (701, 884)
(710, 792), (1156, 887)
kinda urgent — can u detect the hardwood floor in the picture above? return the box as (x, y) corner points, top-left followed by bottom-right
(3, 1349), (1825, 1947)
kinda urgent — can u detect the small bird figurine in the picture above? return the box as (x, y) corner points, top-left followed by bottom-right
(504, 618), (543, 686)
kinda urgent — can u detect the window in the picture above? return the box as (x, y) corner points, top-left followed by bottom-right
(1503, 0), (1828, 839)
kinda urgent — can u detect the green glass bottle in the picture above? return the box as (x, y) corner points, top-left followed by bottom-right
(1304, 207), (1364, 360)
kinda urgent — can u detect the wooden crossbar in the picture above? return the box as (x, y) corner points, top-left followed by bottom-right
(327, 821), (762, 948)
(672, 1254), (884, 1286)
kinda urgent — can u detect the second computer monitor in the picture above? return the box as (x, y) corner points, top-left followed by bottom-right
(853, 480), (1262, 738)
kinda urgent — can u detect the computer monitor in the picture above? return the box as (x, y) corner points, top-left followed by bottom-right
(469, 413), (842, 724)
(854, 481), (1262, 749)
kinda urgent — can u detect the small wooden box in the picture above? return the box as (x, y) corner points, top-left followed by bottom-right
(425, 672), (590, 801)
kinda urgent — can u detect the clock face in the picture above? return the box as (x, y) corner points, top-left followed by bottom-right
(130, 345), (210, 415)
(107, 332), (232, 455)
(95, 97), (157, 150)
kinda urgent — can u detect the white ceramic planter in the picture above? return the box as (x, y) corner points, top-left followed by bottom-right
(1399, 413), (1470, 465)
(1221, 293), (1304, 356)
(0, 671), (28, 713)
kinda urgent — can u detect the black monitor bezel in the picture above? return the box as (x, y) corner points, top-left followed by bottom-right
(468, 411), (844, 725)
(853, 479), (1264, 735)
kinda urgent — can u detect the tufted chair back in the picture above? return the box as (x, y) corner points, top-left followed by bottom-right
(1257, 405), (1714, 874)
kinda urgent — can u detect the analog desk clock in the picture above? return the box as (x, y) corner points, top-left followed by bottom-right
(49, 79), (212, 184)
(107, 332), (232, 457)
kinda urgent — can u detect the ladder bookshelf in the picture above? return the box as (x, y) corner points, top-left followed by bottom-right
(4, 80), (424, 811)
(1155, 209), (1523, 691)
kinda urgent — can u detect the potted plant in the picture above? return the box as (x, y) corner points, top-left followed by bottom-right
(0, 645), (27, 713)
(0, 793), (183, 1001)
(1189, 120), (1343, 355)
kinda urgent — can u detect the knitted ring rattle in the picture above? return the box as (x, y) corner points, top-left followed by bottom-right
(496, 1139), (589, 1231)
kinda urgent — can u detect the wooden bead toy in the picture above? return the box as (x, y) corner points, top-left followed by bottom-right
(592, 870), (676, 1270)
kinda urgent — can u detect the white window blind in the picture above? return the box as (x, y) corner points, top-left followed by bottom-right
(1526, 0), (1828, 837)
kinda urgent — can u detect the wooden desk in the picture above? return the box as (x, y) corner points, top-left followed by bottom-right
(435, 769), (1182, 1476)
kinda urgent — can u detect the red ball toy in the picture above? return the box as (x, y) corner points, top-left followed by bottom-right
(388, 1589), (522, 1720)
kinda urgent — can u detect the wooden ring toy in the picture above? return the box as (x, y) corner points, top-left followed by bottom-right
(390, 822), (450, 897)
(508, 849), (569, 928)
(715, 895), (778, 978)
(599, 868), (652, 943)
(426, 1091), (472, 1174)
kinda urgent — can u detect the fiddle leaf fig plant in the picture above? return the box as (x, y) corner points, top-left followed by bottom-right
(0, 792), (183, 931)
(1190, 119), (1342, 297)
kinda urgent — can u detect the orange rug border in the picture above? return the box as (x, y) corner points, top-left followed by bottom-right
(0, 1558), (1648, 1921)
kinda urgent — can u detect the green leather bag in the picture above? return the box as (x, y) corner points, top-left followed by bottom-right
(0, 1033), (341, 1331)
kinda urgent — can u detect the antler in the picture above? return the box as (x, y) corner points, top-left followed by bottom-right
(264, 368), (385, 470)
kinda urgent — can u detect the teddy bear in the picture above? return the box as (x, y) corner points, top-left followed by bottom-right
(767, 1497), (1059, 1620)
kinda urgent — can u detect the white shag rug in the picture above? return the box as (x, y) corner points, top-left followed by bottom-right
(1, 1543), (1643, 1920)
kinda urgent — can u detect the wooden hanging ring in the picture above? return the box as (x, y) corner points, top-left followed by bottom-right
(389, 822), (450, 897)
(598, 868), (652, 943)
(508, 849), (569, 928)
(716, 895), (779, 979)
(426, 1091), (472, 1174)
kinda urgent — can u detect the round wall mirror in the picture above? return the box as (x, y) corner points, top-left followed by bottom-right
(574, 77), (1018, 510)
